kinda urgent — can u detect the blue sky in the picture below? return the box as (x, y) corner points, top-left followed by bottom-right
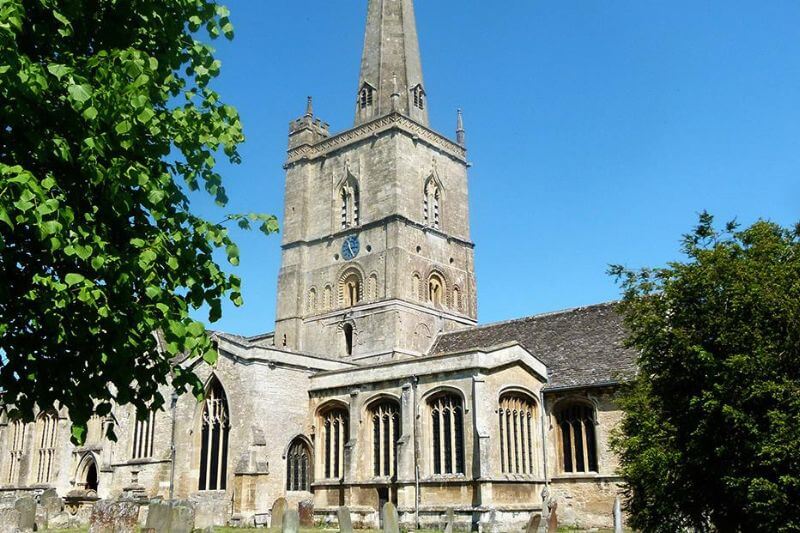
(191, 0), (800, 336)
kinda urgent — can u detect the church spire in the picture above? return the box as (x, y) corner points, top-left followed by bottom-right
(355, 0), (428, 126)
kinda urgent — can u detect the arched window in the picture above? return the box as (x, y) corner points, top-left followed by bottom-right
(343, 323), (355, 357)
(428, 273), (445, 308)
(324, 285), (333, 311)
(452, 286), (462, 313)
(307, 288), (317, 314)
(286, 438), (312, 492)
(320, 406), (349, 480)
(556, 402), (598, 473)
(199, 378), (230, 491)
(368, 273), (378, 301)
(423, 177), (440, 229)
(498, 393), (538, 475)
(411, 84), (426, 110)
(370, 401), (400, 479)
(6, 420), (25, 485)
(35, 412), (58, 484)
(429, 394), (465, 475)
(132, 410), (155, 460)
(340, 270), (362, 308)
(411, 273), (421, 301)
(340, 178), (360, 229)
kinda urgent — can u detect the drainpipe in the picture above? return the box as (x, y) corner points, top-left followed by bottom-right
(169, 391), (178, 501)
(412, 376), (420, 529)
(539, 389), (550, 505)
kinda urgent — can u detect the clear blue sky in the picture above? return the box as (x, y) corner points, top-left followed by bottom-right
(191, 0), (800, 336)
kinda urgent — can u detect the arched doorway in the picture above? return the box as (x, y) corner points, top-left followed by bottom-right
(76, 453), (99, 493)
(85, 461), (98, 492)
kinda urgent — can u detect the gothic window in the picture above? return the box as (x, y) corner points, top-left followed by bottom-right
(5, 420), (25, 485)
(368, 273), (378, 301)
(35, 412), (58, 484)
(132, 410), (155, 460)
(359, 84), (374, 110)
(423, 177), (441, 229)
(320, 406), (349, 480)
(340, 177), (360, 229)
(498, 393), (538, 475)
(340, 270), (363, 308)
(343, 323), (355, 356)
(411, 84), (426, 110)
(556, 402), (598, 474)
(286, 438), (312, 492)
(199, 377), (230, 491)
(429, 393), (465, 475)
(428, 273), (445, 308)
(307, 288), (317, 314)
(370, 401), (400, 479)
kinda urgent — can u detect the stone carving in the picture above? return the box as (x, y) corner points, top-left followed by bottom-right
(271, 497), (288, 530)
(298, 499), (314, 527)
(88, 500), (139, 533)
(14, 496), (36, 531)
(525, 513), (542, 533)
(337, 506), (353, 533)
(382, 502), (399, 533)
(282, 508), (300, 533)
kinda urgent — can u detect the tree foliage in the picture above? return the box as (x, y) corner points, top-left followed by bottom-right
(610, 213), (800, 532)
(0, 0), (277, 442)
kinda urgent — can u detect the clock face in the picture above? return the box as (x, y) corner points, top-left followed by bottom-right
(341, 235), (360, 261)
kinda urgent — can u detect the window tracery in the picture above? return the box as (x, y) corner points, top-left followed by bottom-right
(320, 407), (348, 480)
(498, 393), (538, 475)
(423, 177), (441, 229)
(199, 377), (230, 490)
(556, 402), (598, 473)
(35, 412), (58, 484)
(370, 401), (400, 479)
(429, 394), (464, 475)
(6, 420), (25, 485)
(286, 438), (311, 492)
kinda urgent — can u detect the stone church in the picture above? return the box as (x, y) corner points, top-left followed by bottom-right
(0, 0), (637, 530)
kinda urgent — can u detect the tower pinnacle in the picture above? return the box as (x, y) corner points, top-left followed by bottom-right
(355, 0), (428, 126)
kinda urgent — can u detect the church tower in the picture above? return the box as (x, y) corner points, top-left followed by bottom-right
(275, 0), (476, 363)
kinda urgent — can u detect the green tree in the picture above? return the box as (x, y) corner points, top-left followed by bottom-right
(0, 0), (277, 442)
(610, 214), (800, 532)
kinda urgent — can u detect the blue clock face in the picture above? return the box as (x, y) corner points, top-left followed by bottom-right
(341, 235), (360, 261)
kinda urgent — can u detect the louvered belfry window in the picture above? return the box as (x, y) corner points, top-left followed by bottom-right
(430, 394), (465, 475)
(556, 403), (598, 473)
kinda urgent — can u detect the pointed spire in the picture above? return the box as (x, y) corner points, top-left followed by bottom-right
(356, 0), (428, 126)
(456, 109), (466, 146)
(305, 96), (314, 118)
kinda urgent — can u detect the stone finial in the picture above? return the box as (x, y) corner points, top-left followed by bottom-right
(456, 109), (466, 146)
(305, 96), (313, 118)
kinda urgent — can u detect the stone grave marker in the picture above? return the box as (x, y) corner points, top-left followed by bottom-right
(271, 497), (288, 530)
(88, 500), (139, 533)
(525, 513), (542, 533)
(40, 488), (64, 518)
(444, 507), (455, 533)
(382, 502), (399, 533)
(337, 506), (353, 533)
(144, 500), (171, 532)
(0, 508), (21, 533)
(282, 508), (300, 533)
(298, 499), (314, 527)
(171, 501), (196, 533)
(14, 495), (36, 531)
(546, 502), (558, 533)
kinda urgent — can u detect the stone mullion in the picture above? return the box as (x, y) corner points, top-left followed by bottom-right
(438, 403), (445, 473)
(449, 404), (457, 474)
(519, 404), (528, 474)
(510, 407), (518, 474)
(388, 410), (395, 478)
(337, 415), (345, 479)
(581, 417), (590, 473)
(378, 409), (386, 477)
(499, 409), (506, 473)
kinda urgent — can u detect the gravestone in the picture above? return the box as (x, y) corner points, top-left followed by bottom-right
(444, 507), (455, 533)
(546, 502), (558, 533)
(337, 506), (353, 533)
(170, 501), (196, 533)
(14, 496), (36, 531)
(381, 502), (399, 533)
(525, 513), (542, 533)
(0, 508), (21, 533)
(298, 499), (314, 527)
(271, 497), (288, 530)
(145, 500), (171, 532)
(282, 508), (300, 533)
(88, 500), (139, 533)
(613, 496), (623, 533)
(40, 488), (64, 518)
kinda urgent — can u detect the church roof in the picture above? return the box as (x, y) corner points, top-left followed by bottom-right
(431, 302), (638, 390)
